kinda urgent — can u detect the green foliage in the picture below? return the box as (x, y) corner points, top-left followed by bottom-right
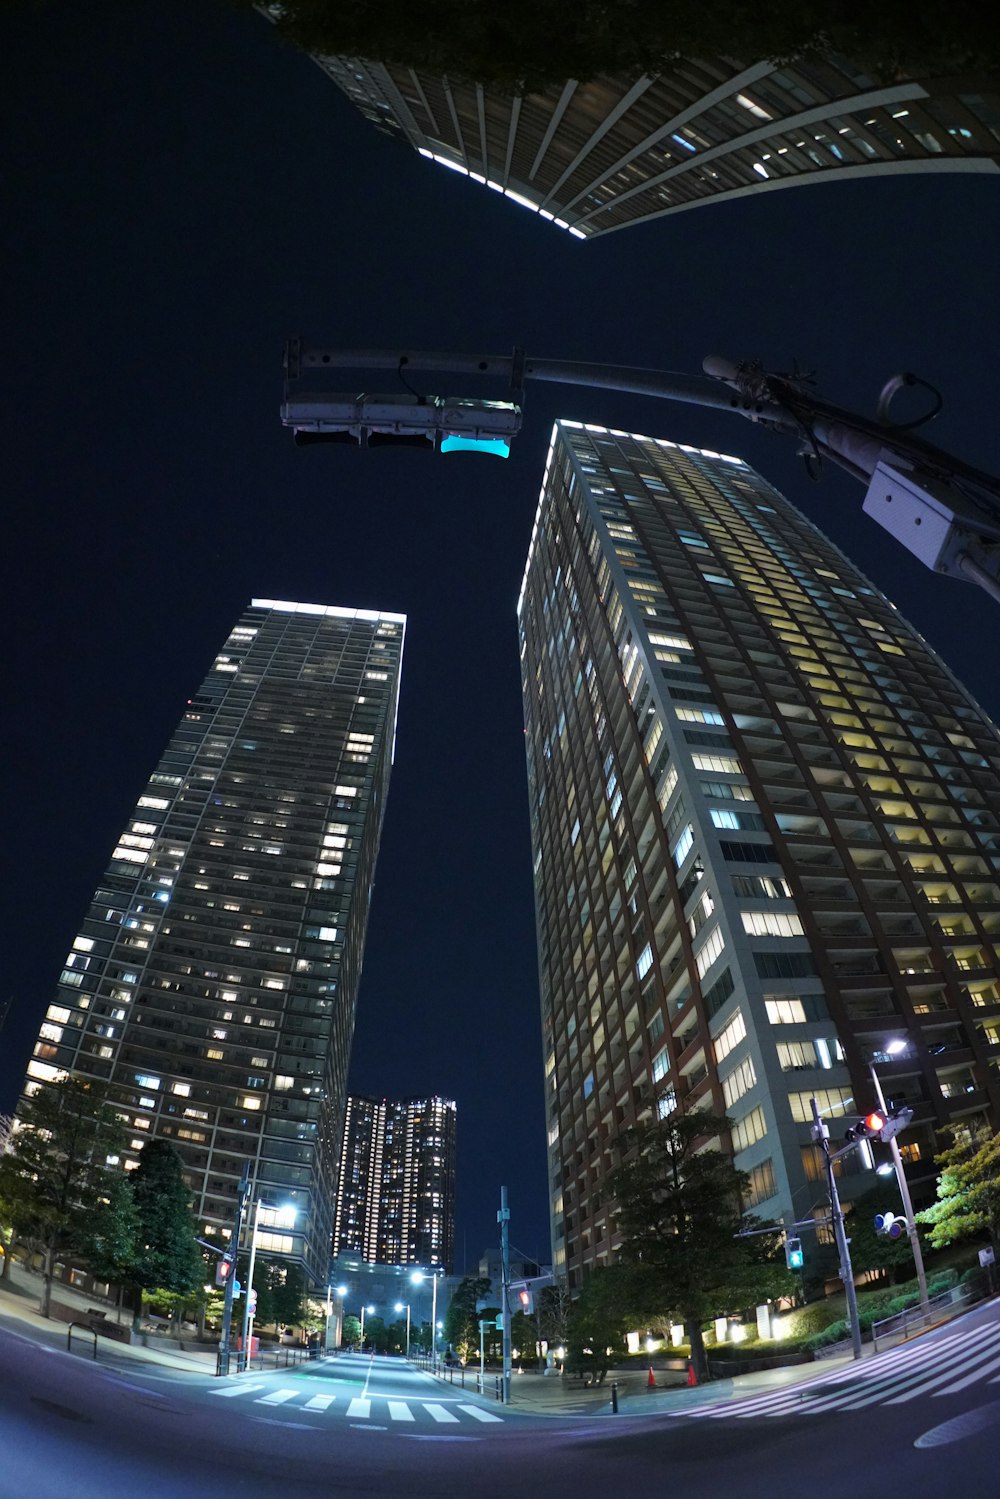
(84, 1172), (139, 1284)
(127, 1140), (201, 1302)
(234, 0), (1000, 93)
(609, 1106), (794, 1379)
(0, 1077), (129, 1312)
(341, 1313), (361, 1347)
(566, 1265), (630, 1380)
(443, 1275), (492, 1360)
(916, 1130), (1000, 1251)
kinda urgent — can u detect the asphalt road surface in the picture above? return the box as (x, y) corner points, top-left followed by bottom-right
(2, 1306), (1000, 1498)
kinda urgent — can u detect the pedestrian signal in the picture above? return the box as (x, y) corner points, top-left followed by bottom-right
(215, 1258), (233, 1288)
(784, 1236), (804, 1270)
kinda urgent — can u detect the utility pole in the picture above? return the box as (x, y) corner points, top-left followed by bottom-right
(869, 1063), (930, 1321)
(499, 1186), (511, 1404)
(217, 1163), (251, 1376)
(811, 1099), (862, 1361)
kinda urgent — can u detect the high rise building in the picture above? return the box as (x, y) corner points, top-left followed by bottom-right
(518, 421), (1000, 1289)
(309, 49), (1000, 238)
(333, 1094), (457, 1272)
(21, 598), (405, 1286)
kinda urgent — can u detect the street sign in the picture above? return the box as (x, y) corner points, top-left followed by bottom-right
(980, 1247), (996, 1267)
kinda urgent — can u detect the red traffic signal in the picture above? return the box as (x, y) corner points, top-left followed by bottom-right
(215, 1258), (233, 1288)
(863, 1111), (887, 1135)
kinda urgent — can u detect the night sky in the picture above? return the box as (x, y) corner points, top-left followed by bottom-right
(3, 0), (1000, 1272)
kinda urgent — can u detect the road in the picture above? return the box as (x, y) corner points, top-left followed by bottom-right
(2, 1303), (1000, 1497)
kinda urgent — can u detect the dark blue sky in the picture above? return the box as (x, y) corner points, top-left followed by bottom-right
(3, 0), (1000, 1270)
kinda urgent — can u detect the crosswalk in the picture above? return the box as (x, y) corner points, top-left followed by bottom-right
(675, 1321), (1000, 1420)
(209, 1381), (504, 1427)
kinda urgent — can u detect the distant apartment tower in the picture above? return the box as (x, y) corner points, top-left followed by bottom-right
(333, 1095), (456, 1271)
(518, 421), (1000, 1288)
(22, 598), (405, 1286)
(307, 48), (1000, 238)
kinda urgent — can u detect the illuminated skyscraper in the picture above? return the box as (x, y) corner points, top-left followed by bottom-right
(333, 1094), (456, 1272)
(519, 421), (1000, 1288)
(310, 50), (1000, 238)
(21, 598), (405, 1286)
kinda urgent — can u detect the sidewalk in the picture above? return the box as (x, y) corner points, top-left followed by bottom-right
(442, 1350), (868, 1419)
(0, 1260), (217, 1373)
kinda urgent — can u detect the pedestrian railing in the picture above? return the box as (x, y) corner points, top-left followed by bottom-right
(871, 1284), (973, 1353)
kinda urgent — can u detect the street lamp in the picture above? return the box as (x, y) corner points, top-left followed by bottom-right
(359, 1303), (375, 1350)
(324, 1282), (348, 1351)
(870, 1044), (930, 1320)
(241, 1199), (297, 1371)
(394, 1301), (411, 1358)
(410, 1268), (443, 1372)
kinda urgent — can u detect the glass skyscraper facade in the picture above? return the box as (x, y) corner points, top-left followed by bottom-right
(306, 47), (1000, 239)
(21, 598), (405, 1286)
(518, 421), (1000, 1289)
(333, 1094), (457, 1273)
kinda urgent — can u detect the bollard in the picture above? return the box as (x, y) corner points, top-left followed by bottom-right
(610, 1380), (619, 1414)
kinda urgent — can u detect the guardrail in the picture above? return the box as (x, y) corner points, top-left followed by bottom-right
(67, 1322), (98, 1360)
(871, 1284), (974, 1353)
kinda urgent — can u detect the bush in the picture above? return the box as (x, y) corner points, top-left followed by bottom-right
(783, 1302), (843, 1339)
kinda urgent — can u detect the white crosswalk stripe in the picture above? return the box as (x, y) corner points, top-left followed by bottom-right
(457, 1404), (504, 1422)
(207, 1381), (505, 1425)
(676, 1323), (1000, 1420)
(424, 1403), (460, 1423)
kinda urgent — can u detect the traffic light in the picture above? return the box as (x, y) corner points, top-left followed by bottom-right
(282, 392), (521, 456)
(515, 1285), (534, 1315)
(784, 1236), (804, 1270)
(844, 1111), (886, 1144)
(845, 1107), (914, 1144)
(215, 1258), (233, 1288)
(875, 1211), (909, 1240)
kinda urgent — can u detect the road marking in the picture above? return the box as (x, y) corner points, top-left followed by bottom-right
(457, 1404), (503, 1422)
(212, 1382), (267, 1397)
(256, 1388), (298, 1406)
(346, 1397), (371, 1419)
(424, 1403), (460, 1423)
(303, 1394), (336, 1411)
(916, 1399), (1000, 1448)
(388, 1401), (414, 1421)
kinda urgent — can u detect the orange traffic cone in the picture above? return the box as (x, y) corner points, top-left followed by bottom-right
(647, 1366), (656, 1390)
(687, 1361), (698, 1387)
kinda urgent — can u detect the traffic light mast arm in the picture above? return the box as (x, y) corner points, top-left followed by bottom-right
(286, 342), (1000, 608)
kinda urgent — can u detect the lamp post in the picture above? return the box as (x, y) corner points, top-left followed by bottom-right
(411, 1269), (443, 1372)
(394, 1301), (411, 1358)
(240, 1198), (297, 1371)
(871, 1044), (931, 1319)
(324, 1282), (347, 1351)
(359, 1303), (374, 1350)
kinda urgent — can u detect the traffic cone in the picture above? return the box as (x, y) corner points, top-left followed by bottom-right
(647, 1366), (656, 1390)
(687, 1361), (698, 1387)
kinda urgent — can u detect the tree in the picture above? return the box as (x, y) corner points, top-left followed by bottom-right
(566, 1265), (630, 1382)
(124, 1140), (201, 1329)
(609, 1107), (792, 1382)
(916, 1130), (1000, 1254)
(84, 1172), (139, 1294)
(442, 1275), (492, 1362)
(269, 1261), (309, 1330)
(341, 1313), (361, 1348)
(234, 1), (1000, 94)
(0, 1077), (128, 1315)
(537, 1280), (571, 1354)
(843, 1185), (916, 1283)
(0, 1112), (14, 1281)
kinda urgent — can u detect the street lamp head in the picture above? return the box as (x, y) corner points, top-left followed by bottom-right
(410, 1270), (425, 1286)
(336, 1284), (348, 1297)
(885, 1038), (909, 1056)
(876, 1163), (895, 1176)
(395, 1302), (405, 1313)
(365, 1304), (375, 1314)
